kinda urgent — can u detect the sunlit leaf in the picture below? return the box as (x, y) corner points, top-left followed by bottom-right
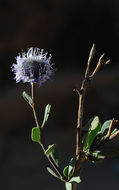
(47, 167), (59, 179)
(100, 120), (111, 135)
(69, 176), (81, 183)
(68, 157), (76, 177)
(41, 104), (51, 128)
(50, 145), (59, 167)
(63, 166), (69, 178)
(111, 128), (118, 135)
(31, 127), (41, 144)
(83, 116), (96, 131)
(84, 122), (101, 151)
(90, 151), (105, 163)
(90, 116), (99, 130)
(45, 144), (56, 155)
(22, 91), (33, 107)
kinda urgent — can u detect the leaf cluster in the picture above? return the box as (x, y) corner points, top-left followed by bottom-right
(82, 116), (119, 163)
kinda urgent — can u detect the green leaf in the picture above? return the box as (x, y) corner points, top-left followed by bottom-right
(41, 104), (51, 128)
(47, 167), (59, 179)
(90, 116), (99, 130)
(65, 182), (72, 190)
(45, 144), (56, 155)
(87, 151), (105, 163)
(100, 120), (111, 135)
(31, 127), (41, 144)
(63, 166), (69, 178)
(50, 145), (59, 167)
(68, 157), (76, 177)
(22, 91), (33, 107)
(83, 116), (98, 132)
(91, 151), (105, 162)
(84, 122), (101, 151)
(111, 128), (118, 135)
(69, 176), (81, 184)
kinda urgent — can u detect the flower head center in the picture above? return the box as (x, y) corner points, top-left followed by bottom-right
(23, 59), (47, 81)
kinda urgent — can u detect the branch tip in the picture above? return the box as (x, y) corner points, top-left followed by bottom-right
(88, 43), (96, 65)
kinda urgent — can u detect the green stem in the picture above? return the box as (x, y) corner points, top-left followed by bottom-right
(31, 83), (67, 182)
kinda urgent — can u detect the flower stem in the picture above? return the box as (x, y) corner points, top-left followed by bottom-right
(31, 83), (67, 182)
(72, 183), (77, 190)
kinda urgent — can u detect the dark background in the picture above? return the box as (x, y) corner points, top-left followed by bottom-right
(1, 0), (119, 189)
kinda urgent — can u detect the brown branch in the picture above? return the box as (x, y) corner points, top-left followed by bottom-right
(75, 44), (110, 174)
(76, 44), (96, 158)
(90, 55), (110, 79)
(109, 130), (119, 140)
(106, 119), (118, 137)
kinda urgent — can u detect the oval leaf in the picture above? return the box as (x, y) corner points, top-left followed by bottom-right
(111, 128), (118, 135)
(31, 127), (41, 144)
(101, 120), (111, 135)
(84, 122), (101, 151)
(47, 167), (59, 179)
(68, 157), (76, 177)
(50, 145), (59, 167)
(91, 116), (99, 130)
(45, 144), (56, 155)
(41, 104), (51, 128)
(22, 91), (33, 107)
(83, 116), (97, 131)
(63, 166), (69, 178)
(69, 176), (81, 184)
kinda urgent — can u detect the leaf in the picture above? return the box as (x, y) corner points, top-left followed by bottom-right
(111, 128), (118, 135)
(69, 176), (81, 184)
(65, 182), (72, 190)
(45, 144), (56, 155)
(83, 116), (96, 131)
(41, 104), (51, 128)
(91, 151), (105, 163)
(87, 152), (105, 163)
(47, 167), (59, 179)
(100, 120), (111, 135)
(22, 91), (33, 107)
(63, 166), (69, 178)
(50, 145), (59, 167)
(90, 116), (99, 130)
(84, 122), (101, 151)
(68, 157), (76, 177)
(31, 127), (41, 144)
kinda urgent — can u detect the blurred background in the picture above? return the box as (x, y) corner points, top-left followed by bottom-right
(1, 0), (119, 189)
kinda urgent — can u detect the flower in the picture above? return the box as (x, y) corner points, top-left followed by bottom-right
(12, 48), (54, 86)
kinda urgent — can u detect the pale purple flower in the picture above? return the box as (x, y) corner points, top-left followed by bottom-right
(12, 48), (54, 86)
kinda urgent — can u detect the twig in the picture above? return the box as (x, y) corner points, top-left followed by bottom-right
(90, 54), (110, 79)
(75, 44), (110, 172)
(106, 119), (118, 137)
(76, 44), (96, 158)
(31, 83), (40, 128)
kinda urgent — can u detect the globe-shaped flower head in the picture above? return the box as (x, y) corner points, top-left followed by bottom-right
(12, 48), (54, 86)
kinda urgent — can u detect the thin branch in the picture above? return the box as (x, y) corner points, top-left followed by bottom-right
(40, 143), (67, 182)
(31, 83), (40, 128)
(90, 55), (110, 79)
(76, 44), (96, 158)
(75, 44), (110, 174)
(31, 83), (67, 182)
(106, 119), (118, 137)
